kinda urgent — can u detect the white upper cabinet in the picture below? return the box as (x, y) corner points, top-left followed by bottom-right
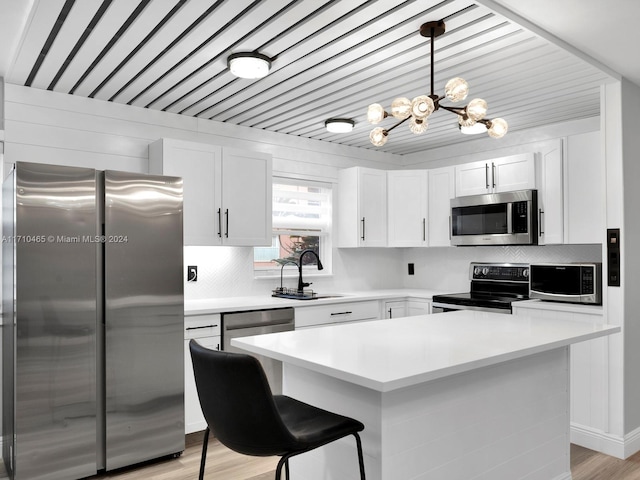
(537, 140), (564, 245)
(149, 138), (272, 246)
(565, 131), (604, 244)
(338, 167), (387, 247)
(221, 148), (273, 246)
(455, 153), (536, 197)
(387, 170), (428, 247)
(427, 166), (455, 247)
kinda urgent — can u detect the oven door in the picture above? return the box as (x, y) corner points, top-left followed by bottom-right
(431, 302), (512, 314)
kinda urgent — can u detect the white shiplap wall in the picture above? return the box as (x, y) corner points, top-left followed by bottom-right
(2, 84), (606, 299)
(2, 84), (408, 301)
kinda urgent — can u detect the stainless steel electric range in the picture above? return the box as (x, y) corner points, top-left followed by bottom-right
(431, 262), (530, 314)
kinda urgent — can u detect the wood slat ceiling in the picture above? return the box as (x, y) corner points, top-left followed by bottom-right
(6, 0), (614, 155)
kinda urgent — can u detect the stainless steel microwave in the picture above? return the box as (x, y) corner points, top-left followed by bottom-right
(450, 190), (538, 246)
(529, 263), (602, 305)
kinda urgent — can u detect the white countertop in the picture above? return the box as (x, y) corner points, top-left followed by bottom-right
(232, 310), (620, 393)
(513, 298), (604, 315)
(185, 289), (439, 315)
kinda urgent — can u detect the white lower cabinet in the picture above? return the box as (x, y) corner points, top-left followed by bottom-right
(295, 301), (379, 329)
(384, 300), (407, 319)
(512, 303), (608, 439)
(407, 298), (431, 316)
(184, 314), (221, 434)
(384, 298), (431, 319)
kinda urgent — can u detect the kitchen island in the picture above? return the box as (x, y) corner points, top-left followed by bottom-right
(232, 310), (619, 480)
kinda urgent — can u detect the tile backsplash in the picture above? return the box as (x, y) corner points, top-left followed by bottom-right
(184, 244), (602, 301)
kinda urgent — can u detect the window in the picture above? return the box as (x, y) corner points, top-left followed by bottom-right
(254, 178), (332, 276)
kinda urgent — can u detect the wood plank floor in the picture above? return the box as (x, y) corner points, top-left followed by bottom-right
(82, 439), (640, 480)
(3, 437), (640, 479)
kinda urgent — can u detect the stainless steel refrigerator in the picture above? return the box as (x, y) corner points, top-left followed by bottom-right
(2, 162), (185, 480)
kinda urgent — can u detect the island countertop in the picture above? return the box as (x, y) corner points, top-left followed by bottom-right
(232, 310), (620, 392)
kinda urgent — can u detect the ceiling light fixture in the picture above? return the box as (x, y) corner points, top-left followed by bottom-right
(325, 118), (355, 133)
(227, 52), (271, 79)
(366, 20), (508, 147)
(459, 122), (487, 135)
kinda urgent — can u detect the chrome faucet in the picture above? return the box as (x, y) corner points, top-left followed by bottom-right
(297, 249), (323, 293)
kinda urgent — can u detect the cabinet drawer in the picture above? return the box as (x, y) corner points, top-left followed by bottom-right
(295, 301), (379, 328)
(185, 313), (221, 339)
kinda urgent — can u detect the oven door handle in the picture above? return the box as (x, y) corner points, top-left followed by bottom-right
(431, 302), (512, 314)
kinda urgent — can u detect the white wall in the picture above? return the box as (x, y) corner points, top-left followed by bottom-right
(2, 84), (407, 302)
(0, 83), (625, 456)
(619, 78), (640, 434)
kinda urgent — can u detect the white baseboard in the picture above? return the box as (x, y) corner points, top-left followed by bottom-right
(570, 422), (640, 459)
(552, 474), (572, 480)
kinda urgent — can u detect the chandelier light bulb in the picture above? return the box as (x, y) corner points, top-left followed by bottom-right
(362, 20), (507, 147)
(409, 117), (428, 134)
(445, 77), (469, 102)
(367, 104), (386, 124)
(369, 127), (388, 146)
(410, 95), (434, 120)
(391, 97), (412, 119)
(458, 114), (476, 127)
(466, 98), (488, 121)
(487, 118), (508, 138)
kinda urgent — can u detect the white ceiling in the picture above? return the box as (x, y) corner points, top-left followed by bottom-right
(0, 0), (631, 155)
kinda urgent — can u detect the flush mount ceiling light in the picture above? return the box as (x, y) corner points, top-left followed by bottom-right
(325, 118), (355, 133)
(227, 52), (271, 79)
(459, 122), (487, 135)
(366, 20), (508, 147)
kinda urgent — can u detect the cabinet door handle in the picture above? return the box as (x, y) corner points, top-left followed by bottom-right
(485, 163), (489, 189)
(388, 308), (392, 319)
(449, 215), (452, 240)
(186, 325), (219, 330)
(225, 209), (229, 238)
(330, 311), (353, 316)
(492, 162), (496, 189)
(217, 208), (222, 238)
(423, 218), (426, 242)
(361, 217), (365, 241)
(539, 209), (545, 236)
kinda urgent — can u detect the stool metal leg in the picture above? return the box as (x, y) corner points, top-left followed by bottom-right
(354, 433), (366, 479)
(199, 427), (210, 480)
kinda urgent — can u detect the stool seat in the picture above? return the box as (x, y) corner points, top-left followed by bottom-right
(189, 339), (366, 480)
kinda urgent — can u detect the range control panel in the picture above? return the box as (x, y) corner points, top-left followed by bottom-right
(470, 263), (529, 283)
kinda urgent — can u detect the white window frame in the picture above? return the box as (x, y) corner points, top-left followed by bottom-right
(254, 176), (333, 279)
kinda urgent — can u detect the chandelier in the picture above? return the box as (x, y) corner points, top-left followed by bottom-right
(366, 20), (508, 147)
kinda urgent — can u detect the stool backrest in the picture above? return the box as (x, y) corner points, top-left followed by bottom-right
(189, 339), (296, 456)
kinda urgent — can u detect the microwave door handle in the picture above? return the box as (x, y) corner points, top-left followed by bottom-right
(507, 202), (513, 233)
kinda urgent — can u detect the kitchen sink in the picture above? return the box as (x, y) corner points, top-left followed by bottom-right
(271, 289), (345, 300)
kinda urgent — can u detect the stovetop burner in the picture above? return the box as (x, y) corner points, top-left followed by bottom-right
(432, 263), (530, 312)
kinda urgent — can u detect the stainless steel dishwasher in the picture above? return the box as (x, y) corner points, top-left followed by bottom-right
(222, 308), (294, 394)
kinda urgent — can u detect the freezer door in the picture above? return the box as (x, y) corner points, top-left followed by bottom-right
(104, 170), (184, 470)
(13, 162), (98, 480)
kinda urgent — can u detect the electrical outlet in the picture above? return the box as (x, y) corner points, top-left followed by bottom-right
(187, 265), (198, 282)
(408, 263), (415, 275)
